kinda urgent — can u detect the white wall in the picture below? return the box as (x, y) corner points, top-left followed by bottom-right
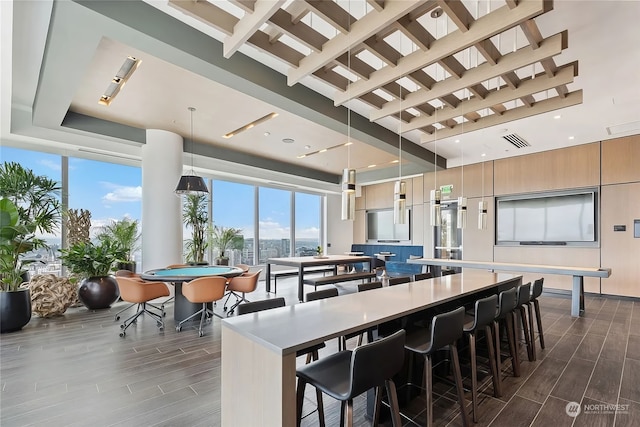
(326, 194), (354, 255)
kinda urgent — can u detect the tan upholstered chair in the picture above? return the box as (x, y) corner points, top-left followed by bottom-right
(235, 264), (250, 273)
(176, 276), (227, 337)
(114, 270), (143, 321)
(115, 277), (170, 337)
(222, 269), (262, 316)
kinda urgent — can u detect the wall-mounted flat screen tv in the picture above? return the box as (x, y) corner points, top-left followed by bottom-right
(497, 190), (596, 244)
(367, 208), (411, 242)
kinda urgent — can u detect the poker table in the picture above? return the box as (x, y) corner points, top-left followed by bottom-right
(142, 265), (244, 323)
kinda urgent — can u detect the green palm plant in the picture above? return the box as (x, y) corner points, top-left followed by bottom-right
(211, 226), (243, 260)
(183, 194), (209, 263)
(97, 218), (140, 263)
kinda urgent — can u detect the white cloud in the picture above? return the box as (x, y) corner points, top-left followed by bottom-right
(102, 185), (142, 203)
(295, 226), (320, 239)
(38, 159), (61, 172)
(258, 220), (290, 239)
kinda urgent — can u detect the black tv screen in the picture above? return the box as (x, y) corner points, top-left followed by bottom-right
(367, 209), (411, 242)
(497, 191), (596, 244)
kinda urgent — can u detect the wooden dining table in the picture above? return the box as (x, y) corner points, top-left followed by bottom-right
(220, 270), (522, 426)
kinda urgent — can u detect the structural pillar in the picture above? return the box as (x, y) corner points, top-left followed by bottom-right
(142, 129), (183, 271)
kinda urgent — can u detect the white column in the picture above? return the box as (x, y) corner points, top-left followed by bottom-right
(142, 129), (183, 271)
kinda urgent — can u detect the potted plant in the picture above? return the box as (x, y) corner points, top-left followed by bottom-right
(97, 218), (140, 272)
(211, 226), (243, 266)
(0, 162), (61, 332)
(183, 194), (209, 265)
(58, 240), (120, 310)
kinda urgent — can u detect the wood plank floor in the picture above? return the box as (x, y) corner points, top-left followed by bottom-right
(1, 275), (639, 426)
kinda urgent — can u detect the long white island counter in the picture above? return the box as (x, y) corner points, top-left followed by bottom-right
(221, 270), (522, 426)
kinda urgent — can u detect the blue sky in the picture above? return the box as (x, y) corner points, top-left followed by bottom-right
(2, 146), (321, 241)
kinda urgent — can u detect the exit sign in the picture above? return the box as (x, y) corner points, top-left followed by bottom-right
(440, 184), (453, 195)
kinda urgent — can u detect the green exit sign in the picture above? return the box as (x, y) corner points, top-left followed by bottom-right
(440, 184), (453, 195)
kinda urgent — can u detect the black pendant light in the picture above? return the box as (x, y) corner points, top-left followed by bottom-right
(175, 107), (209, 195)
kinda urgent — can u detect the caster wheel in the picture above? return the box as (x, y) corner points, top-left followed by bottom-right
(223, 307), (228, 312)
(119, 332), (125, 337)
(157, 321), (162, 327)
(120, 324), (125, 329)
(198, 331), (204, 337)
(115, 316), (120, 321)
(162, 312), (166, 317)
(176, 326), (182, 332)
(159, 327), (164, 332)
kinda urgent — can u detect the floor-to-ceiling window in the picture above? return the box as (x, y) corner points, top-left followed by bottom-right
(0, 146), (63, 275)
(67, 158), (142, 269)
(295, 192), (321, 256)
(211, 180), (255, 266)
(258, 187), (292, 263)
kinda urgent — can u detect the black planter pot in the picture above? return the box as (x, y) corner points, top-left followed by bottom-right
(78, 276), (120, 310)
(215, 258), (229, 266)
(0, 288), (32, 333)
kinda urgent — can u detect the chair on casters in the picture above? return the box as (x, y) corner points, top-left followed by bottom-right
(296, 329), (406, 427)
(237, 297), (329, 427)
(493, 287), (520, 389)
(160, 264), (188, 310)
(115, 277), (170, 338)
(114, 270), (141, 321)
(463, 294), (500, 422)
(404, 306), (471, 427)
(176, 276), (227, 337)
(235, 263), (250, 273)
(222, 270), (261, 315)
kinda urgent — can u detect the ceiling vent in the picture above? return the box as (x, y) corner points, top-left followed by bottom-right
(501, 133), (531, 148)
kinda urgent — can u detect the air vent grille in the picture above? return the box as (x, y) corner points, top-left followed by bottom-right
(502, 133), (530, 148)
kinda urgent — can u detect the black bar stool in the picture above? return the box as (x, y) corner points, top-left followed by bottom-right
(404, 306), (471, 427)
(515, 282), (535, 362)
(296, 329), (406, 427)
(493, 287), (519, 393)
(389, 276), (411, 286)
(528, 278), (545, 360)
(463, 294), (500, 422)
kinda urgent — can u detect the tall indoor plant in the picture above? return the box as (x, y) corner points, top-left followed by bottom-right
(183, 194), (209, 264)
(0, 162), (61, 332)
(211, 226), (243, 266)
(97, 218), (140, 272)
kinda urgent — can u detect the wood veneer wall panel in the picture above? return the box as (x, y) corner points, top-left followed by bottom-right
(364, 179), (414, 210)
(600, 182), (640, 297)
(423, 161), (494, 200)
(602, 135), (640, 185)
(353, 209), (366, 244)
(412, 203), (424, 246)
(412, 175), (424, 204)
(462, 196), (495, 261)
(355, 191), (366, 211)
(494, 142), (600, 195)
(493, 246), (601, 293)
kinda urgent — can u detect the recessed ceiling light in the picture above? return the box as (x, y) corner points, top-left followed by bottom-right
(319, 148), (327, 153)
(282, 138), (294, 144)
(304, 145), (311, 150)
(344, 142), (353, 146)
(455, 139), (460, 143)
(98, 56), (142, 106)
(222, 112), (279, 138)
(264, 132), (270, 137)
(554, 115), (561, 119)
(391, 160), (399, 164)
(568, 136), (575, 140)
(367, 164), (376, 168)
(481, 153), (487, 157)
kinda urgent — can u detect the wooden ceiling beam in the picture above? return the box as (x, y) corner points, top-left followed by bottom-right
(370, 30), (567, 121)
(335, 0), (550, 106)
(168, 0), (237, 35)
(403, 63), (576, 132)
(437, 0), (473, 32)
(419, 90), (582, 141)
(304, 0), (355, 34)
(223, 0), (285, 58)
(363, 36), (402, 66)
(268, 8), (328, 52)
(247, 31), (304, 66)
(367, 0), (385, 13)
(288, 1), (426, 85)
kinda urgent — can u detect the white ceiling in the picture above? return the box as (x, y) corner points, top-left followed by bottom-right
(2, 0), (640, 192)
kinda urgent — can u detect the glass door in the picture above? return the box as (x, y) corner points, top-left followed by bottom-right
(434, 201), (463, 274)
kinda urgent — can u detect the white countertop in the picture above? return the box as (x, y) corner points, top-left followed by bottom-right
(222, 270), (521, 356)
